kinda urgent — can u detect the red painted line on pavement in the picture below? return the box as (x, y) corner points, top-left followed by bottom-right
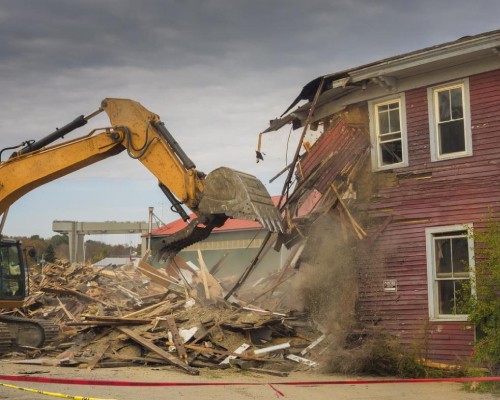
(0, 375), (498, 387)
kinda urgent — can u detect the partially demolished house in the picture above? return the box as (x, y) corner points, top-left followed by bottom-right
(263, 29), (500, 363)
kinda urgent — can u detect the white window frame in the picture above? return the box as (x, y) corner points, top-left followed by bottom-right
(427, 79), (472, 161)
(369, 94), (408, 171)
(425, 224), (475, 321)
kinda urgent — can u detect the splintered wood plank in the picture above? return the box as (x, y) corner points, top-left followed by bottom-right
(116, 327), (199, 375)
(87, 342), (110, 371)
(136, 259), (183, 292)
(81, 315), (151, 324)
(190, 322), (220, 345)
(122, 300), (172, 318)
(41, 286), (112, 307)
(165, 315), (188, 362)
(246, 367), (289, 377)
(197, 249), (211, 300)
(56, 297), (79, 322)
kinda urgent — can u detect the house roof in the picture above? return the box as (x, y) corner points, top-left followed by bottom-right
(265, 29), (500, 133)
(151, 196), (282, 236)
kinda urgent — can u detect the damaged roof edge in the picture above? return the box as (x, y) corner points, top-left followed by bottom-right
(264, 28), (500, 134)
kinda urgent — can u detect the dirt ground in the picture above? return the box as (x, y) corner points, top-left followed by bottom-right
(0, 362), (496, 400)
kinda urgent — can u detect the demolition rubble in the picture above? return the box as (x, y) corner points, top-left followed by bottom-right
(0, 88), (368, 375)
(0, 255), (325, 375)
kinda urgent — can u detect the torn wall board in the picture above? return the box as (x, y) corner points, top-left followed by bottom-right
(286, 354), (319, 368)
(298, 117), (370, 195)
(220, 343), (251, 365)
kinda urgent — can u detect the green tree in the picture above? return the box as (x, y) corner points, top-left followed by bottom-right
(44, 244), (56, 263)
(466, 216), (500, 371)
(50, 234), (68, 248)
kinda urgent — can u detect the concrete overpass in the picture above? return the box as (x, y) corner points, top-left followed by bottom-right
(52, 220), (150, 263)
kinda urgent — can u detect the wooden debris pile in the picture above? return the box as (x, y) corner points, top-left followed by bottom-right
(2, 258), (326, 375)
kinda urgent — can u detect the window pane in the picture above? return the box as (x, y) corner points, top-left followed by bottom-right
(451, 87), (463, 119)
(381, 141), (402, 165)
(439, 120), (465, 154)
(379, 132), (401, 142)
(378, 109), (389, 134)
(438, 90), (451, 122)
(452, 237), (469, 275)
(435, 238), (452, 276)
(375, 100), (404, 167)
(438, 280), (454, 314)
(431, 228), (473, 317)
(389, 109), (400, 133)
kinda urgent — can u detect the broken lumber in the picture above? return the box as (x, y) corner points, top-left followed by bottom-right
(136, 259), (184, 291)
(164, 315), (188, 362)
(41, 286), (113, 307)
(80, 315), (152, 325)
(116, 327), (199, 375)
(87, 342), (110, 371)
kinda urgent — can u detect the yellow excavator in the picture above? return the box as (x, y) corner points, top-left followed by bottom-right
(0, 98), (282, 352)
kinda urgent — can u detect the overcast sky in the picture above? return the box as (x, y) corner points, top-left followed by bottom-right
(1, 0), (499, 245)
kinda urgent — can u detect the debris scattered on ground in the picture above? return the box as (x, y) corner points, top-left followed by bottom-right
(0, 113), (372, 375)
(0, 257), (326, 375)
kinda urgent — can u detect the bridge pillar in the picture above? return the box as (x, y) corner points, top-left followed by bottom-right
(53, 220), (149, 264)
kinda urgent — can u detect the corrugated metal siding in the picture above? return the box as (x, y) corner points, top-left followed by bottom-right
(356, 69), (500, 363)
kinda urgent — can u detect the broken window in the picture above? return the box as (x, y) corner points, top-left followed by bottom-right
(428, 80), (472, 161)
(369, 96), (408, 170)
(426, 225), (474, 320)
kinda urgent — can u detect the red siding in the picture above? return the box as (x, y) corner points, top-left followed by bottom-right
(356, 69), (500, 363)
(297, 69), (500, 364)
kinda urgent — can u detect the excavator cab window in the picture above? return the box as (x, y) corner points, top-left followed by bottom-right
(0, 242), (26, 300)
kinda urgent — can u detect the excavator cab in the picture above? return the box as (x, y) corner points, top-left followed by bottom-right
(0, 239), (27, 309)
(0, 240), (59, 351)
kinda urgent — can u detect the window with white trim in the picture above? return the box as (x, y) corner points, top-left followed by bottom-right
(428, 79), (472, 161)
(426, 225), (475, 321)
(369, 95), (408, 170)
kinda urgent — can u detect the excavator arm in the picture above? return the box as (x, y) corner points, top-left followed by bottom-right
(101, 98), (205, 212)
(0, 97), (283, 350)
(0, 127), (124, 213)
(0, 98), (282, 260)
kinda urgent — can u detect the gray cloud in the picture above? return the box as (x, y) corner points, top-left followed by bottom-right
(1, 0), (499, 241)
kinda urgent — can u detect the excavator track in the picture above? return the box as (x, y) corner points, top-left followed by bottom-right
(0, 323), (14, 354)
(0, 315), (59, 350)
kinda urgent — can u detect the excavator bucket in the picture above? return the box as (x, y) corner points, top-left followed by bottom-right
(198, 167), (283, 232)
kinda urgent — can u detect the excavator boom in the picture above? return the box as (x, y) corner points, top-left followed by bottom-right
(103, 98), (283, 258)
(0, 98), (282, 257)
(0, 97), (283, 351)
